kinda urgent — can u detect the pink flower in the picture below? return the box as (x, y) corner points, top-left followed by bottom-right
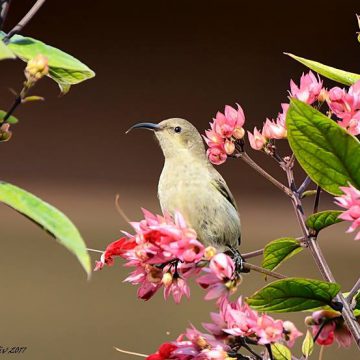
(204, 104), (246, 165)
(327, 80), (360, 135)
(277, 103), (289, 128)
(290, 71), (323, 104)
(164, 277), (190, 303)
(335, 184), (360, 240)
(337, 111), (360, 135)
(255, 315), (284, 345)
(221, 297), (259, 337)
(306, 310), (352, 347)
(282, 321), (303, 347)
(262, 118), (287, 140)
(197, 254), (239, 300)
(206, 146), (227, 165)
(212, 104), (245, 138)
(247, 127), (267, 150)
(96, 208), (206, 303)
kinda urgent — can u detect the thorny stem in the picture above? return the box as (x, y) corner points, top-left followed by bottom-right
(3, 0), (46, 43)
(243, 262), (286, 280)
(347, 278), (360, 306)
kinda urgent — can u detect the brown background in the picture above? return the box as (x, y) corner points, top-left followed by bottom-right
(0, 0), (359, 359)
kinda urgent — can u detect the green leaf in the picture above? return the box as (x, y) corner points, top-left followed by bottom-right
(0, 110), (18, 124)
(0, 182), (91, 277)
(262, 237), (303, 271)
(286, 99), (360, 195)
(271, 343), (291, 360)
(302, 330), (314, 358)
(247, 277), (341, 312)
(0, 32), (95, 93)
(0, 39), (15, 60)
(286, 53), (360, 86)
(306, 210), (343, 234)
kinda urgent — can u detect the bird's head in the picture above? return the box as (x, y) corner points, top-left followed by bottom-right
(126, 118), (206, 160)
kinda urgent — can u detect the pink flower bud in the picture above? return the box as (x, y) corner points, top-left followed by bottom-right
(232, 126), (245, 139)
(207, 146), (227, 165)
(224, 139), (235, 155)
(247, 127), (266, 150)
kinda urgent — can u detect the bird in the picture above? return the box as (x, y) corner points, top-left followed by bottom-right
(126, 118), (243, 267)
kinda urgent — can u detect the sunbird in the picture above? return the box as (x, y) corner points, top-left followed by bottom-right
(127, 118), (243, 266)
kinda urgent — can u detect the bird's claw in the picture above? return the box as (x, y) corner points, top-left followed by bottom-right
(226, 246), (249, 274)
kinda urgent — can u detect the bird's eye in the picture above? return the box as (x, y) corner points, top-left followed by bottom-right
(174, 126), (182, 133)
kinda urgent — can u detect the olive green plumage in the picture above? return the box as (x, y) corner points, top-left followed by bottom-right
(128, 118), (241, 252)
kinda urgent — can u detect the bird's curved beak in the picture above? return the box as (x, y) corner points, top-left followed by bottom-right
(126, 122), (161, 134)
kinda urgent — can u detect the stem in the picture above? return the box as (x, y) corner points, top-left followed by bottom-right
(242, 248), (264, 259)
(114, 347), (147, 358)
(238, 152), (292, 197)
(313, 321), (327, 343)
(3, 0), (46, 42)
(318, 345), (325, 360)
(297, 176), (311, 196)
(242, 262), (286, 280)
(3, 84), (30, 123)
(0, 0), (11, 30)
(241, 343), (262, 360)
(313, 186), (321, 214)
(347, 278), (360, 306)
(283, 162), (360, 349)
(266, 344), (274, 360)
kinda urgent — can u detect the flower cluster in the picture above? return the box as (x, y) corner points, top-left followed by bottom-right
(205, 73), (360, 164)
(327, 80), (360, 135)
(335, 183), (360, 240)
(247, 71), (323, 151)
(203, 104), (246, 165)
(305, 310), (352, 347)
(95, 209), (238, 303)
(146, 297), (302, 359)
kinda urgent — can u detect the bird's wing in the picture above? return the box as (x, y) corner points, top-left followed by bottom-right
(211, 176), (238, 212)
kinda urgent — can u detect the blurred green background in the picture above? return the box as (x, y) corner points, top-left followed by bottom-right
(0, 0), (359, 359)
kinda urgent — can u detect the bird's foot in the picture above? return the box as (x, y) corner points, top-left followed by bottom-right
(226, 247), (250, 274)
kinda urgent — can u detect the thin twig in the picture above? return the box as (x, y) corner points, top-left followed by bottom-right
(238, 152), (292, 197)
(242, 248), (264, 259)
(0, 0), (11, 30)
(297, 176), (311, 196)
(313, 186), (321, 214)
(241, 343), (262, 360)
(3, 0), (46, 42)
(115, 194), (131, 223)
(313, 321), (327, 343)
(242, 262), (286, 280)
(347, 278), (360, 306)
(114, 347), (147, 358)
(266, 344), (274, 360)
(87, 248), (104, 254)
